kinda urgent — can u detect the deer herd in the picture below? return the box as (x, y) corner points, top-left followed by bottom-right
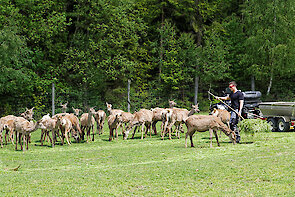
(0, 101), (236, 151)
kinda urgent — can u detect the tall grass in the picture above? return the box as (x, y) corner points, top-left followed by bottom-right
(1, 118), (295, 196)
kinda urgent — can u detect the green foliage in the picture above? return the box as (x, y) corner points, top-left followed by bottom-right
(1, 0), (295, 114)
(238, 119), (272, 134)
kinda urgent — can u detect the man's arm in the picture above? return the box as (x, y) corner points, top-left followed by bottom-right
(216, 96), (230, 101)
(239, 100), (244, 115)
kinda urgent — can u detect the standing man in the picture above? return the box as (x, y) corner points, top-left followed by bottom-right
(216, 81), (244, 143)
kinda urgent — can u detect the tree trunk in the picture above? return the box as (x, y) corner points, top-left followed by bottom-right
(159, 7), (164, 82)
(267, 68), (273, 96)
(52, 83), (55, 116)
(192, 0), (203, 105)
(194, 75), (199, 105)
(251, 75), (255, 91)
(127, 79), (131, 112)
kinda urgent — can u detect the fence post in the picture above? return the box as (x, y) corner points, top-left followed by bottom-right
(52, 82), (55, 116)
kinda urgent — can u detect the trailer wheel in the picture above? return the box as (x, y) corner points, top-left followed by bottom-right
(277, 118), (290, 132)
(267, 118), (277, 132)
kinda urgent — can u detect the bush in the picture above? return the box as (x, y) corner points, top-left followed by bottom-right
(238, 119), (272, 134)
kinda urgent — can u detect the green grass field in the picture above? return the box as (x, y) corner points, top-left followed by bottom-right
(1, 115), (295, 196)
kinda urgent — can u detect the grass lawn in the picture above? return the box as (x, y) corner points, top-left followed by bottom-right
(1, 113), (295, 196)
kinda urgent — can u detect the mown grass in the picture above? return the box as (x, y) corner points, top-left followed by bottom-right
(1, 114), (295, 196)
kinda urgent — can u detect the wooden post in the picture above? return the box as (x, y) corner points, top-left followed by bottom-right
(194, 75), (199, 105)
(52, 83), (55, 116)
(127, 79), (131, 112)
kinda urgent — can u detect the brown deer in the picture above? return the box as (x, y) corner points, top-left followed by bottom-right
(106, 102), (124, 115)
(40, 114), (62, 147)
(80, 107), (96, 142)
(60, 102), (68, 113)
(119, 112), (134, 137)
(124, 109), (153, 140)
(212, 108), (231, 137)
(59, 116), (74, 145)
(20, 107), (35, 121)
(108, 113), (123, 141)
(162, 104), (200, 140)
(14, 117), (46, 151)
(94, 110), (106, 135)
(184, 115), (236, 148)
(151, 108), (166, 135)
(72, 107), (81, 116)
(0, 115), (18, 146)
(53, 113), (81, 142)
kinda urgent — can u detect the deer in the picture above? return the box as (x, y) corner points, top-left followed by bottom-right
(0, 115), (18, 146)
(14, 117), (46, 151)
(72, 107), (81, 116)
(94, 110), (106, 135)
(39, 114), (62, 147)
(20, 107), (35, 121)
(162, 104), (200, 140)
(59, 116), (74, 145)
(118, 112), (134, 137)
(151, 108), (166, 136)
(150, 100), (177, 136)
(184, 115), (236, 148)
(124, 109), (153, 140)
(169, 100), (177, 108)
(108, 113), (123, 141)
(106, 102), (124, 115)
(53, 113), (81, 142)
(80, 107), (96, 142)
(60, 102), (68, 113)
(211, 108), (231, 137)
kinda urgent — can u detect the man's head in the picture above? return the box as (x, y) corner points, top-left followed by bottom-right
(229, 81), (237, 91)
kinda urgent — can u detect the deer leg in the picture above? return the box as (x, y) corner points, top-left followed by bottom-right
(60, 130), (65, 145)
(168, 124), (172, 140)
(152, 121), (157, 135)
(213, 130), (220, 146)
(162, 121), (168, 140)
(0, 133), (3, 148)
(141, 123), (145, 139)
(65, 130), (71, 145)
(148, 123), (152, 138)
(4, 130), (8, 145)
(115, 125), (119, 140)
(15, 131), (18, 150)
(20, 133), (24, 151)
(26, 134), (29, 150)
(40, 129), (45, 146)
(9, 129), (14, 145)
(144, 123), (148, 138)
(47, 131), (52, 144)
(81, 126), (85, 141)
(132, 126), (137, 139)
(92, 126), (95, 141)
(190, 134), (194, 147)
(209, 129), (213, 148)
(86, 126), (90, 143)
(51, 130), (56, 147)
(109, 128), (113, 141)
(22, 134), (25, 151)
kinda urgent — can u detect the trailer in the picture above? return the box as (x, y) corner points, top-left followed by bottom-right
(259, 102), (295, 132)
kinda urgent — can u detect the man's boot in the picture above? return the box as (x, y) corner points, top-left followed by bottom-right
(235, 129), (241, 143)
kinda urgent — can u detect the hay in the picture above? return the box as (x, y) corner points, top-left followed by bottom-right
(238, 119), (272, 134)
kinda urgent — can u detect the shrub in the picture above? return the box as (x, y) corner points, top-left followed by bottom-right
(238, 119), (272, 134)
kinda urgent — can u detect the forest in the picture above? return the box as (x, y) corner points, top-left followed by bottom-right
(1, 0), (295, 117)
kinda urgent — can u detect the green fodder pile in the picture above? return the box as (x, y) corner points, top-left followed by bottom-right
(238, 119), (272, 134)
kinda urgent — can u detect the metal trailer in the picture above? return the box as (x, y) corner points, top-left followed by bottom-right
(259, 102), (295, 132)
